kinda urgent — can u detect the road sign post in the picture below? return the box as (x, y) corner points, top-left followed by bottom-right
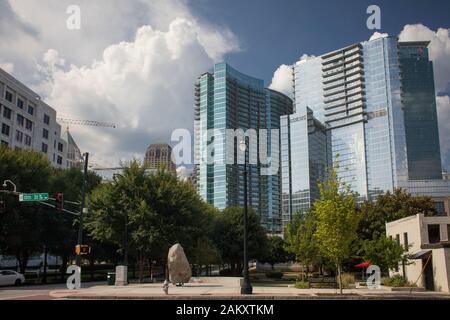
(19, 193), (49, 202)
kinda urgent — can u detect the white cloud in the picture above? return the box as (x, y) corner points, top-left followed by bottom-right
(437, 95), (450, 171)
(369, 32), (389, 41)
(0, 0), (240, 166)
(0, 62), (14, 73)
(269, 64), (293, 98)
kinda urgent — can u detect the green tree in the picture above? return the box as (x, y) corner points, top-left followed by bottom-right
(358, 188), (437, 241)
(260, 236), (290, 270)
(284, 210), (329, 274)
(86, 160), (215, 281)
(48, 167), (102, 279)
(213, 206), (268, 275)
(0, 146), (53, 273)
(360, 236), (407, 272)
(314, 166), (360, 294)
(192, 237), (221, 276)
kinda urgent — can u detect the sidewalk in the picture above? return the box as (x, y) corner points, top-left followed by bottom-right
(49, 282), (450, 300)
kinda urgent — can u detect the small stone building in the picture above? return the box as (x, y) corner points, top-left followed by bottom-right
(386, 214), (450, 292)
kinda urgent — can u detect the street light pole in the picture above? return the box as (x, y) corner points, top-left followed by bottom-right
(2, 180), (17, 193)
(239, 139), (253, 295)
(76, 152), (89, 267)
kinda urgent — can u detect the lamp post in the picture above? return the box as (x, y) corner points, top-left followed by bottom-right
(239, 139), (253, 295)
(2, 180), (17, 193)
(76, 152), (89, 267)
(113, 173), (128, 267)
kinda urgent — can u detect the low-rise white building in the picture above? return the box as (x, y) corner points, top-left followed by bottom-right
(0, 67), (70, 168)
(386, 214), (450, 292)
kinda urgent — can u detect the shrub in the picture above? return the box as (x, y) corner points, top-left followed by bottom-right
(295, 281), (309, 289)
(265, 271), (283, 279)
(340, 273), (355, 288)
(382, 275), (416, 288)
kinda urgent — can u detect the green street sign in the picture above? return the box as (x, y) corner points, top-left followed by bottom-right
(19, 193), (49, 202)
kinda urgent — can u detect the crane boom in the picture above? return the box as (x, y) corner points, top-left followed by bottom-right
(57, 118), (116, 128)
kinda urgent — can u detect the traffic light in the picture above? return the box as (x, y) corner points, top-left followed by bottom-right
(75, 244), (91, 255)
(55, 193), (64, 211)
(0, 199), (5, 214)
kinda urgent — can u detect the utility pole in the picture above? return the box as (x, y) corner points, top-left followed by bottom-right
(239, 139), (253, 295)
(76, 152), (89, 267)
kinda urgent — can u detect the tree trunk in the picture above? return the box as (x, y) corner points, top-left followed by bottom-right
(60, 256), (69, 281)
(90, 257), (95, 281)
(18, 251), (29, 275)
(42, 246), (48, 284)
(337, 264), (343, 294)
(138, 252), (144, 283)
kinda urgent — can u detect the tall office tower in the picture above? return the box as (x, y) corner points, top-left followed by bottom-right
(194, 63), (293, 233)
(283, 35), (447, 223)
(280, 107), (329, 229)
(398, 41), (443, 180)
(144, 143), (176, 171)
(0, 68), (69, 168)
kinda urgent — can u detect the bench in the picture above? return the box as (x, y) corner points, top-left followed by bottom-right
(308, 277), (338, 289)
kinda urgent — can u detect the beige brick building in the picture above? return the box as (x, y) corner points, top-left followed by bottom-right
(386, 214), (450, 292)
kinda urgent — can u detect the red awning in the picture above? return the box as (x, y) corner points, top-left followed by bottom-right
(355, 261), (371, 268)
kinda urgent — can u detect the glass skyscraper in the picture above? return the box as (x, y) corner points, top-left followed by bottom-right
(194, 63), (293, 233)
(282, 35), (448, 225)
(280, 107), (329, 229)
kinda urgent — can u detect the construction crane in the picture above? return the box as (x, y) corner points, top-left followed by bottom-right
(57, 117), (116, 128)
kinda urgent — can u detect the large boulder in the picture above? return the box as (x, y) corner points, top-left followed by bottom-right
(167, 243), (192, 284)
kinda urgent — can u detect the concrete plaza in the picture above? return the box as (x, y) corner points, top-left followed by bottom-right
(48, 280), (450, 300)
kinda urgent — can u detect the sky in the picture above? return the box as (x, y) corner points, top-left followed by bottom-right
(0, 0), (449, 171)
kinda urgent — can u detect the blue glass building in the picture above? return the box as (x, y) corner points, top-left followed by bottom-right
(194, 63), (293, 233)
(282, 36), (448, 226)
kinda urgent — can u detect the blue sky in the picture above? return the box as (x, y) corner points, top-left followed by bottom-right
(1, 0), (449, 169)
(190, 0), (450, 86)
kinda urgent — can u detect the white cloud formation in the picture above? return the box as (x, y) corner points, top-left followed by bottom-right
(269, 64), (293, 98)
(0, 62), (14, 73)
(0, 0), (240, 166)
(437, 95), (450, 171)
(369, 32), (389, 41)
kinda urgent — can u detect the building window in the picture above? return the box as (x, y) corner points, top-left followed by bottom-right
(395, 234), (400, 245)
(41, 143), (48, 154)
(27, 105), (34, 115)
(403, 232), (409, 251)
(25, 119), (33, 131)
(2, 106), (12, 119)
(5, 91), (13, 102)
(15, 130), (23, 143)
(43, 114), (50, 125)
(57, 155), (62, 165)
(58, 142), (63, 152)
(43, 128), (49, 140)
(17, 114), (24, 126)
(1, 123), (10, 136)
(447, 225), (450, 241)
(24, 134), (31, 146)
(17, 98), (24, 109)
(434, 202), (446, 216)
(428, 224), (441, 244)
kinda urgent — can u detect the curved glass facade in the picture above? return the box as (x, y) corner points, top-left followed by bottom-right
(195, 63), (293, 233)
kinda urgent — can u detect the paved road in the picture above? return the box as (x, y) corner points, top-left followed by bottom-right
(0, 282), (104, 300)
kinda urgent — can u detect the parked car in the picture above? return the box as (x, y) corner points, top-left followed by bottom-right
(0, 270), (25, 286)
